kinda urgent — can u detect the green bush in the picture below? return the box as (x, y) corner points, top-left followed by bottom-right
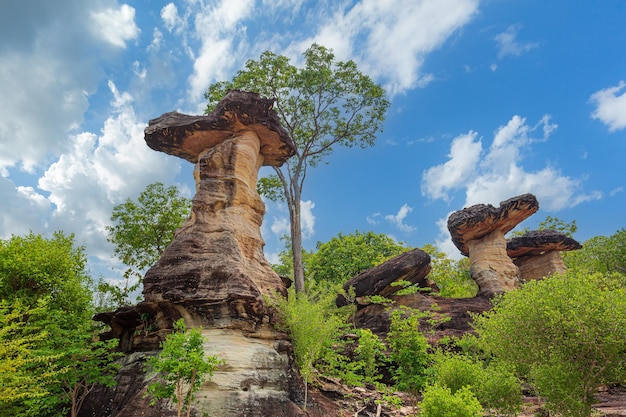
(387, 308), (432, 395)
(430, 353), (521, 416)
(473, 270), (626, 417)
(419, 384), (482, 417)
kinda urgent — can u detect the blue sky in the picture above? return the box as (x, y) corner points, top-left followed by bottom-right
(1, 0), (625, 284)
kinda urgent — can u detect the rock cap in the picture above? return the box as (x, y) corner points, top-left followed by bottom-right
(507, 229), (582, 258)
(144, 90), (296, 166)
(447, 193), (539, 256)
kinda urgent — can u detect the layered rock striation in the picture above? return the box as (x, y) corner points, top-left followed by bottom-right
(507, 229), (582, 281)
(447, 194), (539, 297)
(86, 91), (315, 417)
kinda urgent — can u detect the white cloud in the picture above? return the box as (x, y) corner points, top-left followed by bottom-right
(295, 0), (479, 95)
(384, 204), (416, 233)
(36, 82), (181, 260)
(270, 217), (290, 236)
(91, 4), (140, 48)
(0, 178), (51, 238)
(590, 81), (626, 132)
(161, 3), (184, 33)
(494, 24), (538, 58)
(421, 132), (483, 201)
(301, 200), (316, 239)
(187, 0), (254, 105)
(422, 114), (601, 211)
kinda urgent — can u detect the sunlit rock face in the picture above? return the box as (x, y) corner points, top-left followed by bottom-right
(507, 229), (582, 281)
(84, 91), (317, 417)
(447, 194), (539, 297)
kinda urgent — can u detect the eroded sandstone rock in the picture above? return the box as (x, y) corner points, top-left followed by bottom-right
(84, 91), (319, 417)
(336, 248), (432, 307)
(507, 229), (582, 281)
(447, 194), (539, 297)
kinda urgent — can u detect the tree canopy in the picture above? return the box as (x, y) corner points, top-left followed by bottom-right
(307, 230), (409, 286)
(205, 44), (389, 292)
(105, 182), (191, 306)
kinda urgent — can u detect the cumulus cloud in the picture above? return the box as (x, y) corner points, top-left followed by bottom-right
(422, 132), (483, 201)
(91, 4), (140, 48)
(291, 0), (478, 95)
(187, 0), (254, 105)
(422, 114), (601, 211)
(494, 24), (538, 58)
(37, 82), (181, 260)
(367, 205), (416, 233)
(384, 204), (416, 233)
(590, 81), (626, 132)
(300, 200), (316, 239)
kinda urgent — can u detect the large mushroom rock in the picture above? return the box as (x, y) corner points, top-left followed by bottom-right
(142, 90), (295, 318)
(336, 248), (432, 307)
(507, 229), (582, 281)
(85, 92), (318, 417)
(447, 194), (539, 297)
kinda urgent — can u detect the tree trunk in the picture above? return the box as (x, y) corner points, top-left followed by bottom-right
(289, 197), (305, 293)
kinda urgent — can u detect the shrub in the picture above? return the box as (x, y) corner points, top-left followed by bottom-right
(473, 270), (626, 417)
(419, 384), (482, 417)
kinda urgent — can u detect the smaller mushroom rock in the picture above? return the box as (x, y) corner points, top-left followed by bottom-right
(336, 248), (431, 307)
(447, 194), (539, 297)
(507, 229), (582, 280)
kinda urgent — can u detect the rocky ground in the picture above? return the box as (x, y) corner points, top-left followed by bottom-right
(305, 379), (626, 417)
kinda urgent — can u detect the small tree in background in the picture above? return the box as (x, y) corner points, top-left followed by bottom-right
(421, 244), (476, 298)
(105, 182), (191, 306)
(307, 231), (409, 286)
(145, 319), (222, 417)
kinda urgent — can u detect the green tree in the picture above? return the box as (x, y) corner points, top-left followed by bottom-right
(307, 231), (409, 286)
(205, 44), (390, 293)
(473, 270), (626, 417)
(145, 319), (222, 417)
(511, 215), (578, 238)
(565, 228), (626, 275)
(106, 182), (191, 305)
(0, 299), (62, 410)
(0, 232), (120, 417)
(421, 244), (476, 298)
(0, 231), (92, 318)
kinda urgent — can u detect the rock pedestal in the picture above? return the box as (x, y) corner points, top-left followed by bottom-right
(86, 91), (316, 417)
(447, 194), (539, 297)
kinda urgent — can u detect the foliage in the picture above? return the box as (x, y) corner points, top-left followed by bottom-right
(0, 232), (122, 417)
(0, 299), (62, 409)
(0, 231), (92, 319)
(269, 283), (347, 408)
(105, 182), (191, 306)
(353, 328), (387, 384)
(565, 227), (626, 275)
(418, 384), (483, 417)
(145, 319), (222, 417)
(269, 235), (313, 280)
(206, 43), (390, 293)
(473, 269), (626, 417)
(430, 352), (521, 416)
(511, 215), (578, 238)
(307, 231), (409, 286)
(421, 244), (476, 298)
(386, 308), (432, 395)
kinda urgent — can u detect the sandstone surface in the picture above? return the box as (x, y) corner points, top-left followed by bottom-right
(84, 91), (318, 417)
(508, 229), (582, 281)
(447, 194), (539, 296)
(336, 248), (432, 307)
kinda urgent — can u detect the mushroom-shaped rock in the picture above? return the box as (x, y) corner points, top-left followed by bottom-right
(143, 90), (295, 313)
(507, 229), (582, 280)
(447, 194), (539, 297)
(336, 248), (431, 307)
